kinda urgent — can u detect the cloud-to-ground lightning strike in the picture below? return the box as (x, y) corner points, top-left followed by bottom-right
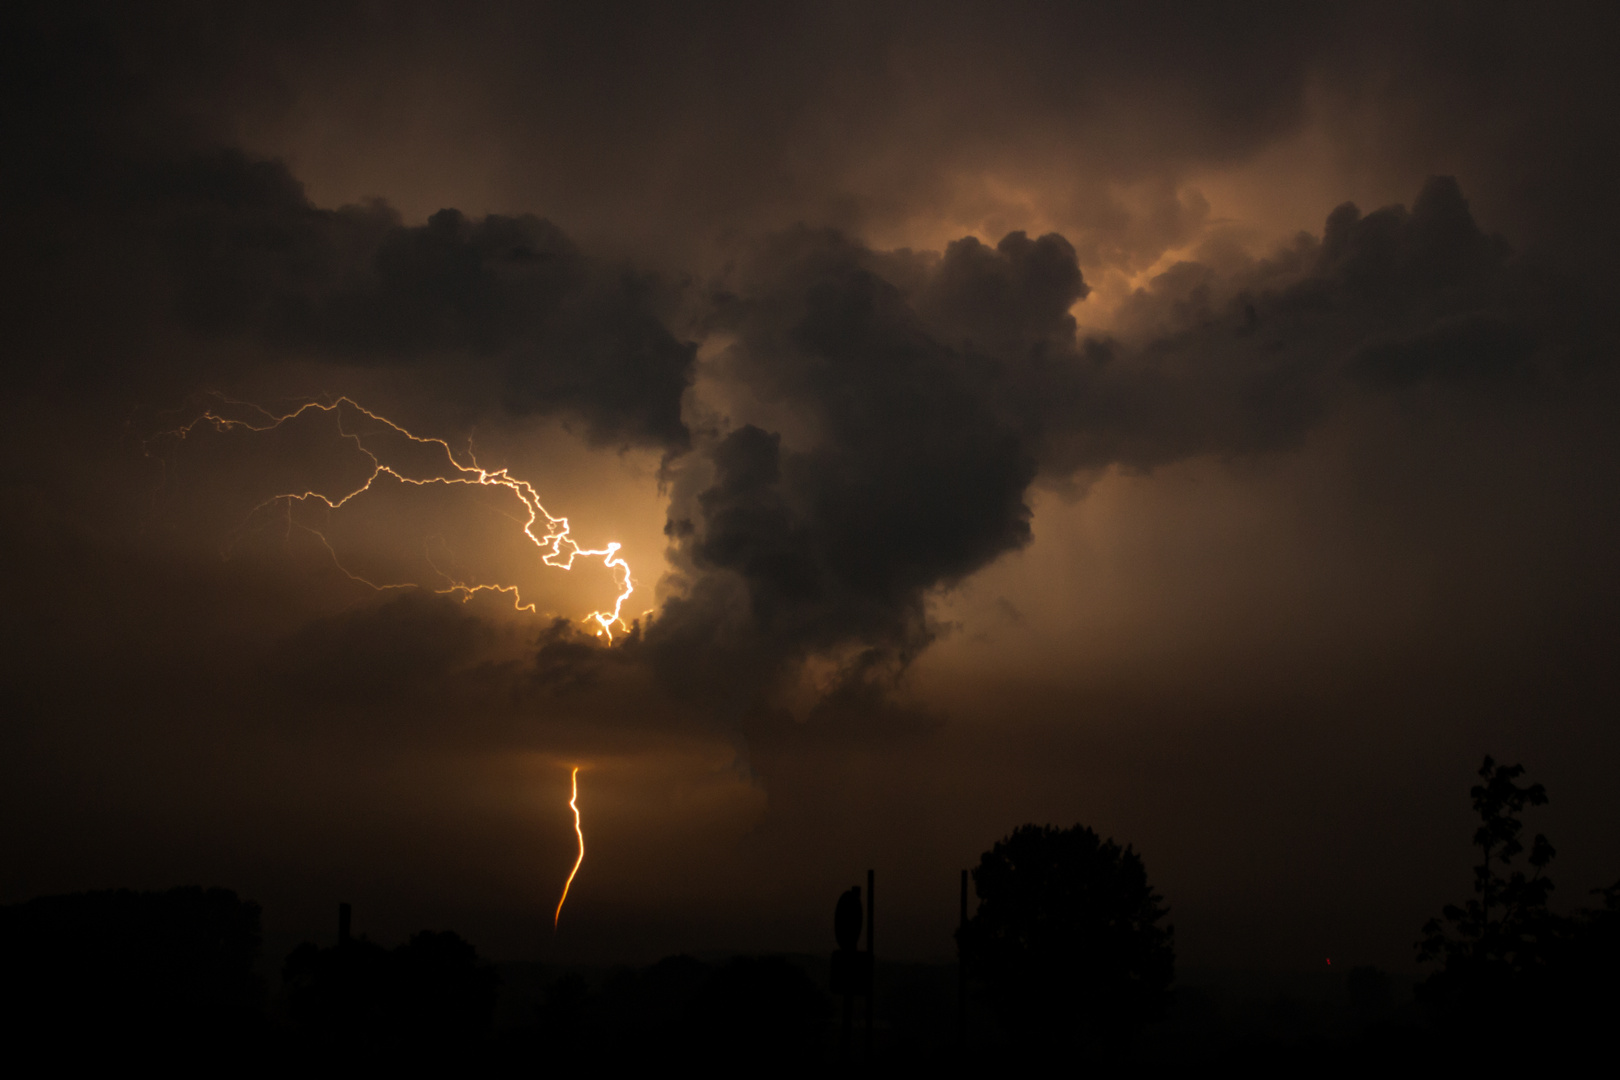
(555, 766), (585, 930)
(150, 396), (635, 639)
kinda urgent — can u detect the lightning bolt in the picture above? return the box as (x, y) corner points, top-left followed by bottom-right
(554, 766), (585, 930)
(148, 395), (635, 639)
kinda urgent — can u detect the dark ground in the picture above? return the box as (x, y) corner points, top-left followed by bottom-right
(3, 885), (1610, 1072)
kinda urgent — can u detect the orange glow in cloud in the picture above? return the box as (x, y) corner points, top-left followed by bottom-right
(152, 395), (635, 639)
(554, 766), (585, 930)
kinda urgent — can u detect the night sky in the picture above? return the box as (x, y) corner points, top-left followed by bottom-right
(5, 2), (1619, 975)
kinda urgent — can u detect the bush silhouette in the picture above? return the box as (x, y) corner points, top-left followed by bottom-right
(0, 887), (263, 1062)
(957, 823), (1173, 1058)
(537, 954), (829, 1068)
(703, 955), (829, 1065)
(283, 928), (497, 1061)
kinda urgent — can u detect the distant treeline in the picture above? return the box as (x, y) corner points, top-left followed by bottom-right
(0, 887), (835, 1070)
(0, 887), (264, 1064)
(3, 758), (1617, 1070)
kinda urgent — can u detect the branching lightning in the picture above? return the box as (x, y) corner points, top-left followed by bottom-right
(555, 766), (585, 930)
(154, 398), (610, 926)
(150, 395), (635, 639)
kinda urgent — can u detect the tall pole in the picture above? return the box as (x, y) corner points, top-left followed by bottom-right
(866, 868), (875, 1061)
(958, 869), (967, 1042)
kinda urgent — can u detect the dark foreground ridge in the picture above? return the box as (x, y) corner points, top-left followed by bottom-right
(2, 758), (1617, 1071)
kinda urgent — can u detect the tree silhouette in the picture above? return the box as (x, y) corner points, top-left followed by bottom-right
(1413, 753), (1579, 1068)
(538, 954), (829, 1068)
(283, 928), (497, 1061)
(1412, 755), (1620, 1069)
(1418, 757), (1556, 991)
(956, 823), (1173, 1058)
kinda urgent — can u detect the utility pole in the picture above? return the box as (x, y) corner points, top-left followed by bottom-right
(958, 869), (968, 1043)
(865, 868), (875, 1062)
(831, 871), (878, 1063)
(831, 884), (864, 1063)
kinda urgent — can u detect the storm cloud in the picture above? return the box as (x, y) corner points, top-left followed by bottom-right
(1, 5), (693, 450)
(4, 0), (1620, 973)
(645, 174), (1556, 706)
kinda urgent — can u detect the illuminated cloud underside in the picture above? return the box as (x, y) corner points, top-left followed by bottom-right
(151, 395), (636, 639)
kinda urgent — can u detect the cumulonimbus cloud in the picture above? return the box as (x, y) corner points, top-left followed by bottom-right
(646, 176), (1543, 706)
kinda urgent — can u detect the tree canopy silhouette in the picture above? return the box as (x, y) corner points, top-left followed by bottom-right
(1415, 755), (1620, 1064)
(536, 954), (829, 1069)
(956, 823), (1173, 1056)
(283, 927), (498, 1061)
(1418, 756), (1556, 1007)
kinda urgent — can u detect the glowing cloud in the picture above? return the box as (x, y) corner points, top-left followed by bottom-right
(151, 395), (635, 639)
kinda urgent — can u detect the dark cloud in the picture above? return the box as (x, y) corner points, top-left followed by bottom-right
(915, 231), (1089, 356)
(0, 0), (1596, 715)
(650, 231), (1044, 698)
(1349, 315), (1534, 390)
(1, 6), (693, 450)
(266, 593), (504, 708)
(646, 175), (1564, 706)
(5, 0), (1620, 973)
(277, 1), (1326, 264)
(159, 161), (694, 449)
(1047, 176), (1535, 467)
